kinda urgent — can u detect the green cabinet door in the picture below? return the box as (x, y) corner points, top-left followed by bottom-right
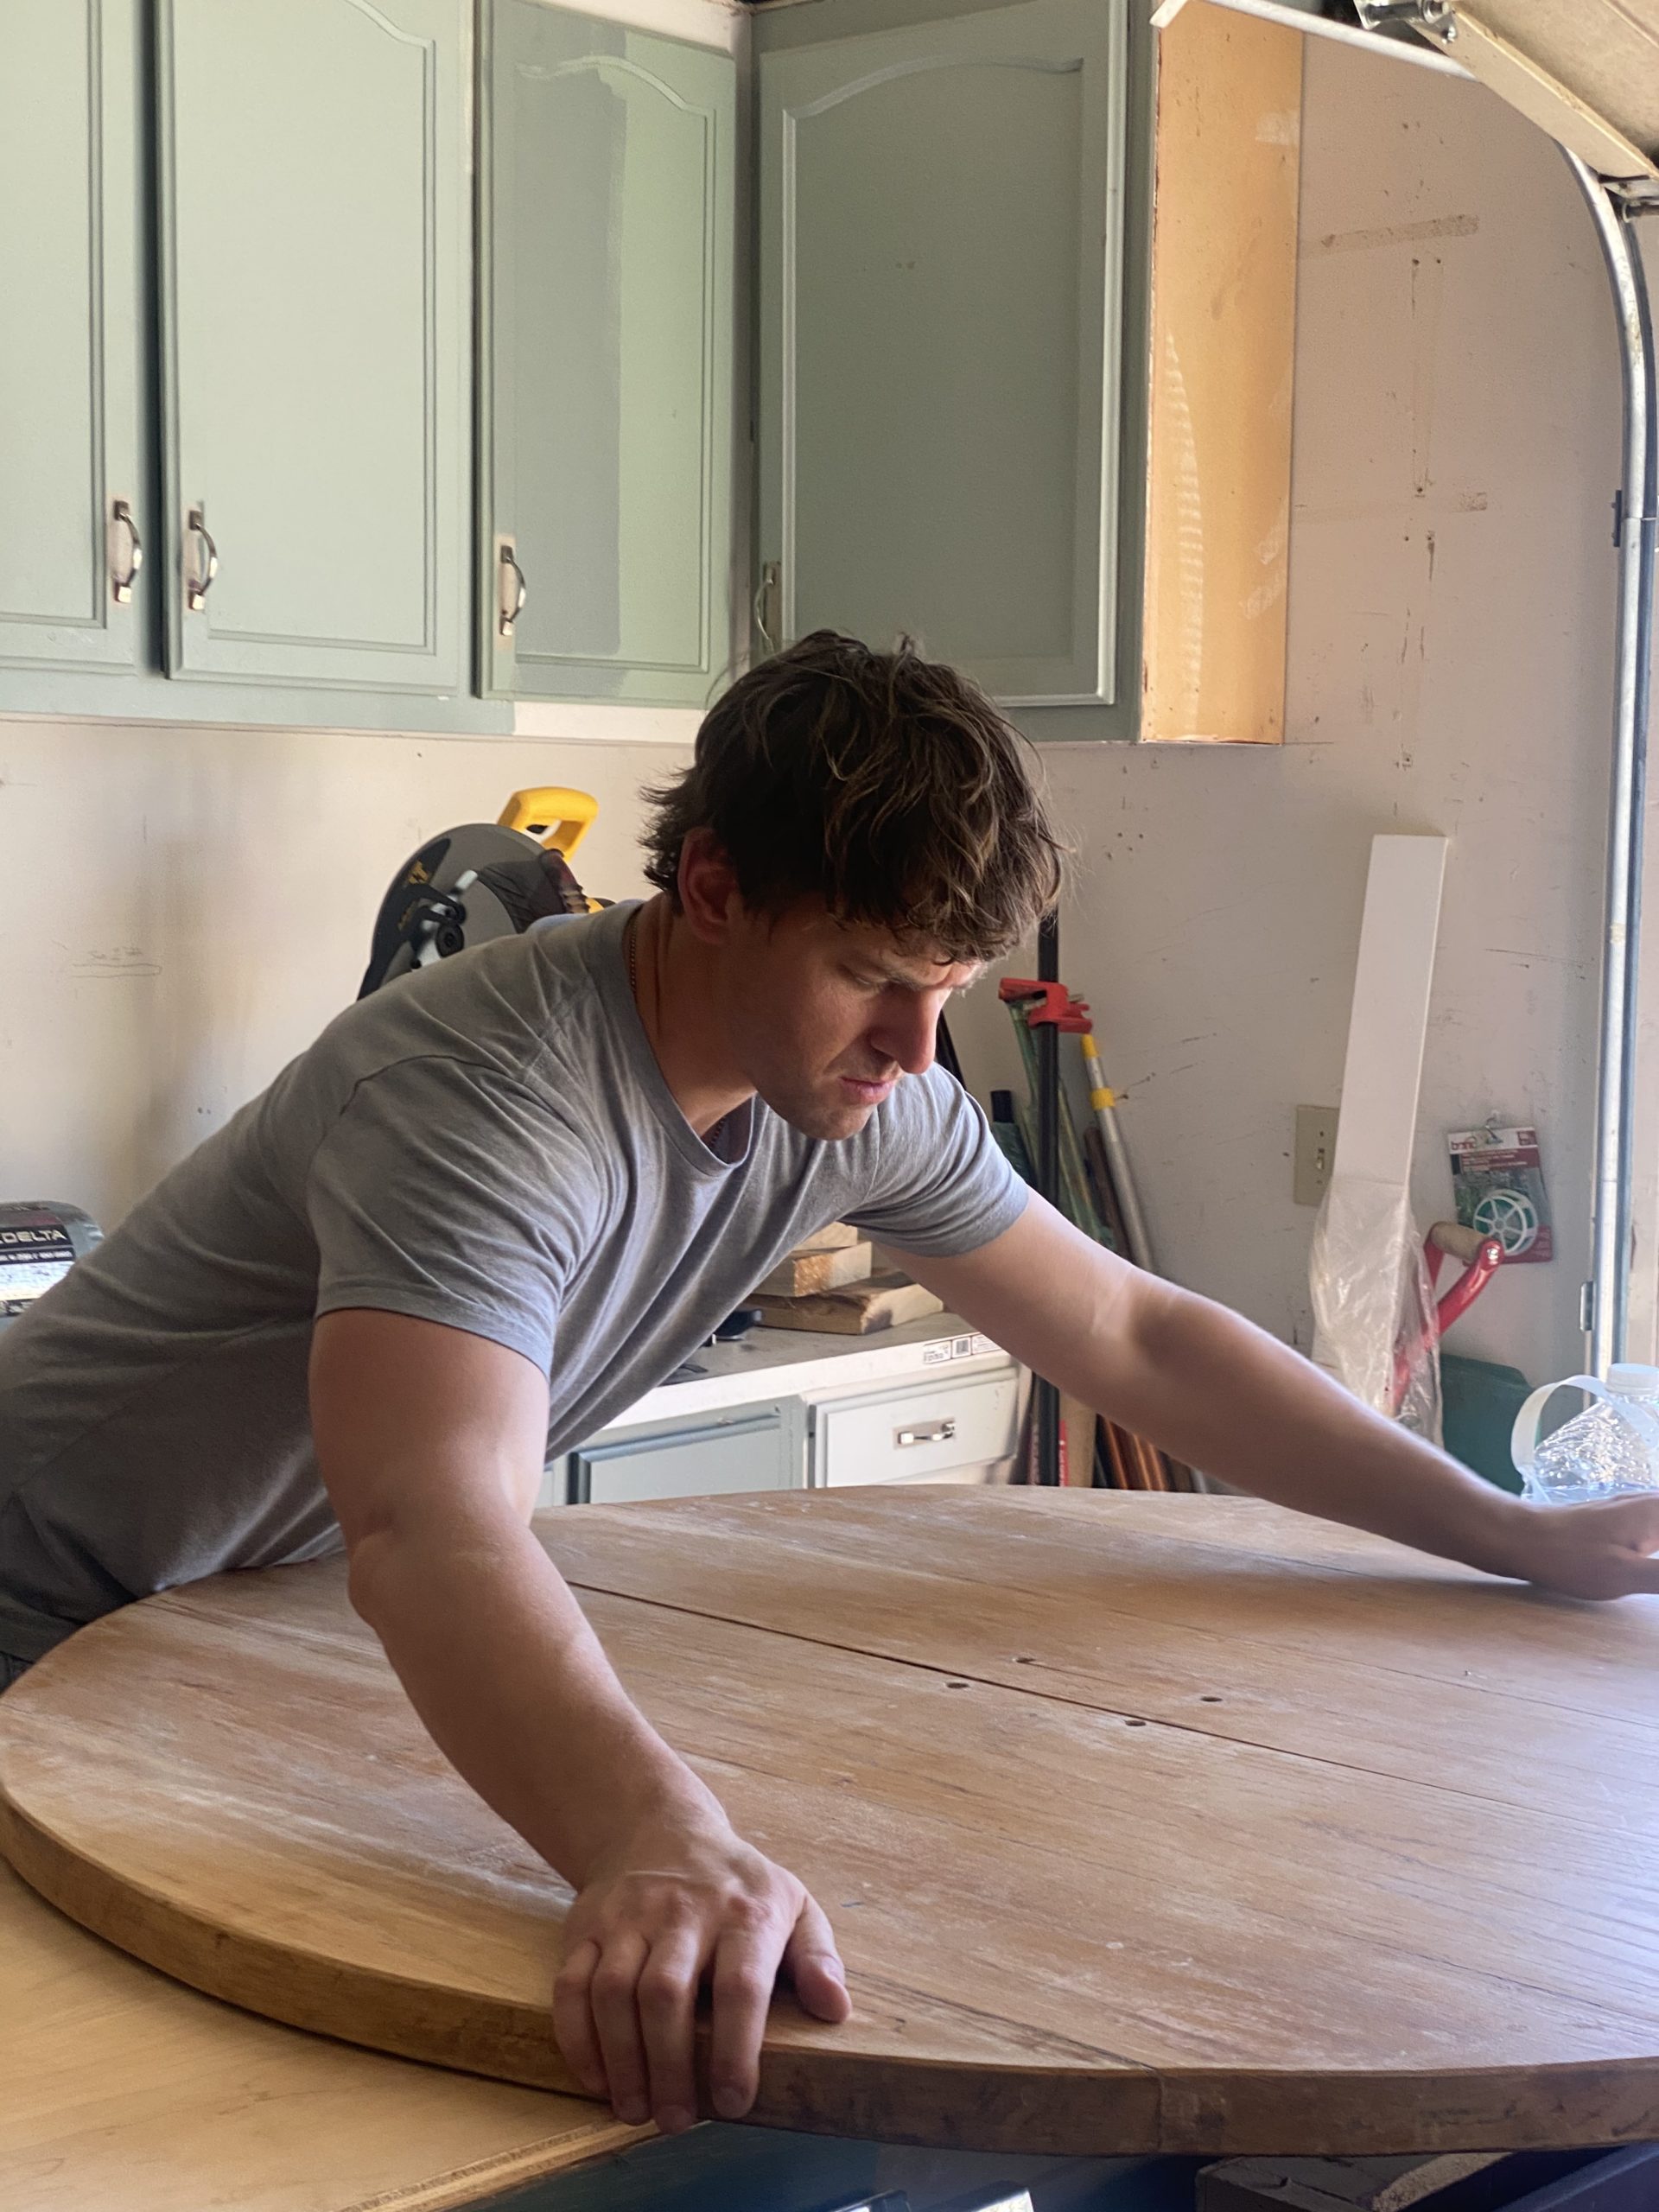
(482, 0), (735, 705)
(757, 0), (1128, 705)
(156, 0), (467, 692)
(0, 0), (144, 672)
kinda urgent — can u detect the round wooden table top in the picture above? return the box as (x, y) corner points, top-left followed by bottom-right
(3, 1487), (1659, 2160)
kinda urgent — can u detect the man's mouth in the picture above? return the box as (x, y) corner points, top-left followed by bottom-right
(838, 1073), (896, 1105)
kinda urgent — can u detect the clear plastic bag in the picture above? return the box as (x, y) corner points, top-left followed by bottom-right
(1310, 1173), (1443, 1443)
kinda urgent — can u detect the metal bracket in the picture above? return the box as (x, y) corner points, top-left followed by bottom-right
(1611, 180), (1659, 219)
(1354, 0), (1457, 40)
(1612, 487), (1659, 547)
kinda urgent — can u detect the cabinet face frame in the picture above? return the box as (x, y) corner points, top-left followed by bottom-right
(0, 0), (146, 675)
(153, 0), (468, 694)
(478, 0), (738, 707)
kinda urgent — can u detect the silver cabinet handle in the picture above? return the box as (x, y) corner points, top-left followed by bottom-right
(753, 560), (779, 652)
(185, 506), (217, 612)
(499, 540), (526, 639)
(109, 499), (143, 605)
(895, 1418), (956, 1448)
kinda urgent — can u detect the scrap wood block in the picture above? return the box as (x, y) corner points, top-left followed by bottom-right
(790, 1221), (860, 1255)
(754, 1269), (943, 1336)
(756, 1241), (873, 1298)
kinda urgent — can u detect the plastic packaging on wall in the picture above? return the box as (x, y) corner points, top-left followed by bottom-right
(1310, 1173), (1442, 1444)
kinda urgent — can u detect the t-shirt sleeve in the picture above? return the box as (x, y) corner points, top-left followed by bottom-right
(842, 1065), (1028, 1258)
(304, 1056), (590, 1372)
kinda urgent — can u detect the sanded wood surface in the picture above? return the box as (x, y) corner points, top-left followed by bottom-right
(0, 1851), (639, 2212)
(3, 1491), (1659, 2158)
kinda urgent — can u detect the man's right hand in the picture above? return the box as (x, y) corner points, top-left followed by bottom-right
(553, 1803), (851, 2134)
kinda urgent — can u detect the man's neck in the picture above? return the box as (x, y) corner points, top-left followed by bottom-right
(627, 895), (754, 1139)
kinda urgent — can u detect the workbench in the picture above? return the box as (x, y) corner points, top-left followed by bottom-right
(2, 1847), (1181, 2209)
(0, 1846), (636, 2211)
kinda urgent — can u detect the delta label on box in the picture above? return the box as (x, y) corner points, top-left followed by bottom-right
(922, 1334), (996, 1366)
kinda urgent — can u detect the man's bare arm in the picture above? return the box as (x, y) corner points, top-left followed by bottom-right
(308, 1309), (849, 2132)
(907, 1197), (1659, 1600)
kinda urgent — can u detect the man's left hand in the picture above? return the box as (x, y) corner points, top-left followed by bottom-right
(1506, 1494), (1659, 1600)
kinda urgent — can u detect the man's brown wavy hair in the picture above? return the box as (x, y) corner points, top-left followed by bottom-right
(640, 631), (1064, 962)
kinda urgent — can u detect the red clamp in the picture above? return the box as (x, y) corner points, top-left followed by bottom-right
(998, 978), (1090, 1032)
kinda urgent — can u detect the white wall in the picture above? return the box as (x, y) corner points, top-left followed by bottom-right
(949, 41), (1630, 1389)
(1, 720), (664, 1229)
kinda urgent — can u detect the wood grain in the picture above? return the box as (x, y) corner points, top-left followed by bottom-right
(1141, 4), (1301, 745)
(791, 1221), (860, 1255)
(755, 1242), (873, 1297)
(3, 1491), (1659, 2158)
(754, 1270), (944, 1334)
(0, 1852), (639, 2212)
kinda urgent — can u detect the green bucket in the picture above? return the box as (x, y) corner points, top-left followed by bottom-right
(1440, 1352), (1530, 1495)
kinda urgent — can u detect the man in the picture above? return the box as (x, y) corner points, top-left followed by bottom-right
(3, 632), (1656, 2137)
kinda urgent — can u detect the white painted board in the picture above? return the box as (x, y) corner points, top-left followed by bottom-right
(1330, 835), (1449, 1191)
(1313, 834), (1447, 1404)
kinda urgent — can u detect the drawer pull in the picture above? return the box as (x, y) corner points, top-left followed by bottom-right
(894, 1418), (956, 1448)
(185, 505), (217, 612)
(498, 539), (527, 639)
(110, 498), (143, 604)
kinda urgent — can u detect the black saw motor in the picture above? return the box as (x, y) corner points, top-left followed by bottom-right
(359, 786), (601, 999)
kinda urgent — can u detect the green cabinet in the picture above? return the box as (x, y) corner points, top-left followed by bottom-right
(156, 0), (469, 692)
(755, 0), (1129, 707)
(0, 0), (146, 673)
(481, 0), (736, 705)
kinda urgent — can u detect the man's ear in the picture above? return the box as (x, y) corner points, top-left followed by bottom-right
(677, 829), (743, 945)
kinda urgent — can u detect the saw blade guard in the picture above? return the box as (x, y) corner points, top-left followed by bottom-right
(358, 793), (597, 999)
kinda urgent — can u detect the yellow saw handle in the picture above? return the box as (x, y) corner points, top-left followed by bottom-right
(498, 786), (598, 858)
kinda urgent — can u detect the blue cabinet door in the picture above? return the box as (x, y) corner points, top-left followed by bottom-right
(757, 0), (1128, 706)
(482, 0), (736, 705)
(0, 0), (145, 673)
(156, 0), (468, 692)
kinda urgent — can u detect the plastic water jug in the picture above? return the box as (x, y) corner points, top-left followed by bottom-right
(1510, 1363), (1659, 1503)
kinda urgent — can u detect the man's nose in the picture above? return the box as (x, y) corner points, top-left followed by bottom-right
(871, 997), (938, 1077)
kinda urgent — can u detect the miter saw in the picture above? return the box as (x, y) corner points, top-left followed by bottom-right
(358, 785), (602, 998)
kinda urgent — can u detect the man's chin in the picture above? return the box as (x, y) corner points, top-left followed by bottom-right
(767, 1092), (876, 1143)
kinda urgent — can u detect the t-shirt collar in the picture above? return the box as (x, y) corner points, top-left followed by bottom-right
(587, 900), (755, 1179)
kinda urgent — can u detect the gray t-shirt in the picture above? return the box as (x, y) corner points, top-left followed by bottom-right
(0, 900), (1024, 1662)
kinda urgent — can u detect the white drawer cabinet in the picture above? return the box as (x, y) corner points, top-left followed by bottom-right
(550, 1336), (1025, 1508)
(556, 1400), (808, 1507)
(812, 1372), (1022, 1490)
